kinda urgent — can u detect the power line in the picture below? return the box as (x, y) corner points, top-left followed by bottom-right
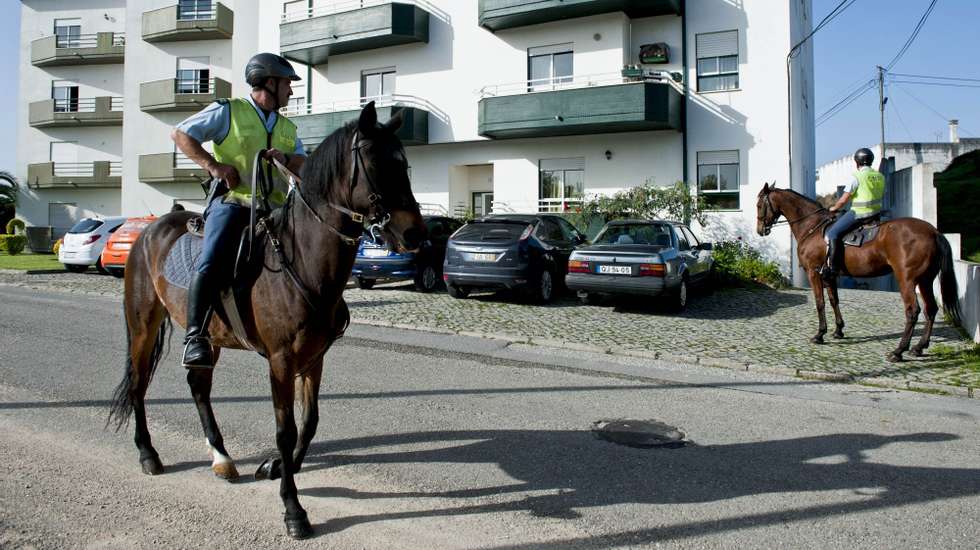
(788, 0), (860, 59)
(890, 79), (980, 90)
(893, 84), (975, 137)
(889, 72), (980, 83)
(816, 80), (877, 127)
(884, 0), (939, 70)
(887, 94), (915, 141)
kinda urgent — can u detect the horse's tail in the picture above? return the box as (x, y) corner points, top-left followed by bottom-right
(936, 233), (962, 328)
(106, 291), (172, 432)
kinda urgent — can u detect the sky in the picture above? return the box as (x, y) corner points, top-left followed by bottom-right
(0, 0), (976, 172)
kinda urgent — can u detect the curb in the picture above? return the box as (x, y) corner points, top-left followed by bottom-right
(350, 318), (977, 399)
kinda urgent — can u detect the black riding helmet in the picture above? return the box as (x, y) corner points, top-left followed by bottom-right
(245, 53), (301, 87)
(854, 147), (874, 167)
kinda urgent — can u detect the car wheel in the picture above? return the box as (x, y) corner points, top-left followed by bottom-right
(356, 277), (375, 290)
(414, 264), (438, 293)
(527, 268), (555, 304)
(64, 263), (88, 273)
(579, 292), (600, 306)
(447, 283), (469, 299)
(95, 257), (109, 275)
(666, 277), (688, 313)
(108, 267), (125, 279)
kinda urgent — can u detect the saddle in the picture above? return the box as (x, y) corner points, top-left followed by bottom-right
(830, 212), (885, 248)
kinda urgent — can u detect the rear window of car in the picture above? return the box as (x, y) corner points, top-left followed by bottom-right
(68, 219), (104, 234)
(452, 222), (529, 242)
(120, 220), (152, 232)
(594, 224), (672, 246)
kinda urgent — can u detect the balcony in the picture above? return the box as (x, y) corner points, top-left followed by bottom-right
(142, 2), (234, 43)
(27, 161), (122, 189)
(282, 96), (430, 148)
(478, 72), (684, 139)
(139, 153), (207, 184)
(29, 97), (124, 128)
(479, 0), (683, 31)
(280, 1), (429, 65)
(31, 33), (125, 67)
(140, 77), (231, 112)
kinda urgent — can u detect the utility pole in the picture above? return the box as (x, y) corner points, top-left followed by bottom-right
(878, 65), (886, 160)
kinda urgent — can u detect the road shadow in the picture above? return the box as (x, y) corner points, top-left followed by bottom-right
(292, 429), (975, 546)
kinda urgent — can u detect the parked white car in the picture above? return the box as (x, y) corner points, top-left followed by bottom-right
(59, 216), (127, 273)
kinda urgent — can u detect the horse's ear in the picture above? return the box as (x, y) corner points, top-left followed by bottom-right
(385, 109), (404, 132)
(359, 101), (378, 134)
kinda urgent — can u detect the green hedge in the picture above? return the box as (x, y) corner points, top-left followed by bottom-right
(5, 218), (25, 235)
(712, 240), (789, 289)
(0, 234), (27, 255)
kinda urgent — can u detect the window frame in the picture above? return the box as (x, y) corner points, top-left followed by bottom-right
(697, 150), (741, 210)
(53, 19), (81, 49)
(527, 44), (573, 92)
(361, 67), (396, 102)
(696, 30), (739, 93)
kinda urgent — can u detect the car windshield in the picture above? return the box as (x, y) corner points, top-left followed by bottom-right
(452, 222), (528, 242)
(68, 219), (104, 234)
(121, 220), (152, 231)
(593, 223), (672, 246)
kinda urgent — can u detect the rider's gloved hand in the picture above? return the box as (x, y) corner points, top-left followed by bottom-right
(263, 148), (288, 166)
(207, 162), (240, 191)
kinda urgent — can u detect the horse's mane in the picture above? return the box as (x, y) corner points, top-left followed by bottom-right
(774, 187), (821, 208)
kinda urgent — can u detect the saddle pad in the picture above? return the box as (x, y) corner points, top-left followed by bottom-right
(163, 233), (203, 290)
(843, 223), (880, 247)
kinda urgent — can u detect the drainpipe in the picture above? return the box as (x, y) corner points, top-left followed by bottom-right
(681, 3), (689, 223)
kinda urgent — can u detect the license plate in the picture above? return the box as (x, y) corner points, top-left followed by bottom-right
(470, 253), (498, 262)
(362, 248), (388, 257)
(598, 265), (631, 275)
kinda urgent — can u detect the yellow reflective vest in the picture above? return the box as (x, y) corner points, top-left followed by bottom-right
(851, 168), (885, 218)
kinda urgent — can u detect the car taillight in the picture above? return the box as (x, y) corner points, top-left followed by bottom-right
(82, 235), (100, 245)
(638, 263), (666, 277)
(568, 260), (591, 273)
(519, 224), (533, 241)
(443, 273), (449, 281)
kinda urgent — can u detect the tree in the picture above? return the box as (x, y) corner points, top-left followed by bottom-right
(575, 180), (708, 226)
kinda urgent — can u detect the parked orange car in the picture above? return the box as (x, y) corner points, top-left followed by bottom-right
(100, 216), (157, 278)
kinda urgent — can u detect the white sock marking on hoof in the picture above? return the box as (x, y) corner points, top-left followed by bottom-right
(206, 438), (233, 465)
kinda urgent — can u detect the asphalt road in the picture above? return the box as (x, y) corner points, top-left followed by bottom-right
(1, 286), (978, 549)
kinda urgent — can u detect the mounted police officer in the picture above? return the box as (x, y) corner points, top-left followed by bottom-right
(171, 53), (307, 369)
(819, 147), (885, 280)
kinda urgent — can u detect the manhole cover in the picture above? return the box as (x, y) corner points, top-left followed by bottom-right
(591, 419), (689, 449)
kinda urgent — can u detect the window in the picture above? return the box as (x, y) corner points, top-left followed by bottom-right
(287, 95), (307, 114)
(681, 226), (701, 248)
(178, 0), (214, 20)
(52, 81), (79, 113)
(361, 68), (395, 102)
(54, 18), (81, 48)
(674, 227), (690, 251)
(594, 223), (671, 246)
(534, 219), (564, 243)
(557, 218), (584, 243)
(528, 44), (573, 92)
(472, 192), (493, 217)
(697, 150), (740, 210)
(176, 57), (210, 94)
(539, 158), (584, 212)
(697, 30), (738, 92)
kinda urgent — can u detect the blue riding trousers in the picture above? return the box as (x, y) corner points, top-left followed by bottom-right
(825, 209), (857, 242)
(196, 199), (250, 278)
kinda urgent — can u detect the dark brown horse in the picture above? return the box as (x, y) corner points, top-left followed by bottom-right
(107, 103), (426, 539)
(756, 183), (961, 362)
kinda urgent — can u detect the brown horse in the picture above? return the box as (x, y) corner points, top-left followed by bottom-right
(756, 183), (961, 362)
(107, 103), (426, 539)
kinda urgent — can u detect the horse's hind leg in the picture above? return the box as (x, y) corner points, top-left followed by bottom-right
(911, 282), (939, 357)
(187, 350), (239, 480)
(827, 279), (845, 339)
(890, 275), (922, 362)
(807, 270), (828, 344)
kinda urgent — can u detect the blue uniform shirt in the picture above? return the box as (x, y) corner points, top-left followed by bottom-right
(175, 94), (306, 156)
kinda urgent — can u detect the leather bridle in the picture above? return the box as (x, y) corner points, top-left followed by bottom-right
(758, 190), (830, 241)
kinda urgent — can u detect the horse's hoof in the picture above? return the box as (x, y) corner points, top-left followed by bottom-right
(141, 456), (164, 476)
(212, 462), (239, 481)
(254, 458), (282, 481)
(888, 352), (903, 363)
(810, 335), (824, 345)
(910, 348), (924, 357)
(285, 512), (313, 540)
(832, 331), (844, 339)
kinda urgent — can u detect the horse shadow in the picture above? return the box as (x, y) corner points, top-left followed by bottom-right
(291, 429), (976, 544)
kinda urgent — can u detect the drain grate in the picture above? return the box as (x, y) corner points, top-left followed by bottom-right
(591, 419), (689, 449)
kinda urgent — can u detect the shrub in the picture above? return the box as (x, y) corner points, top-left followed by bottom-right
(712, 240), (789, 289)
(5, 218), (25, 235)
(52, 238), (62, 256)
(571, 181), (708, 229)
(0, 234), (26, 255)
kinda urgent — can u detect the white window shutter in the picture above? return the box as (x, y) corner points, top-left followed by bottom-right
(696, 31), (738, 59)
(697, 150), (739, 165)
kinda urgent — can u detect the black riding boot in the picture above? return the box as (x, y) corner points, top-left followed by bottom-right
(182, 272), (215, 369)
(819, 240), (839, 281)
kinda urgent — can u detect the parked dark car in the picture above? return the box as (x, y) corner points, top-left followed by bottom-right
(443, 214), (586, 303)
(565, 220), (713, 311)
(352, 216), (463, 292)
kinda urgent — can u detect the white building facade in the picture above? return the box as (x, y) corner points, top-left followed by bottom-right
(17, 0), (814, 276)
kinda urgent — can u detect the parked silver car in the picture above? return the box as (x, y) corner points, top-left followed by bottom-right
(565, 220), (713, 311)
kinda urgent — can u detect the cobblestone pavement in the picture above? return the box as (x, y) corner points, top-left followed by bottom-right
(1, 268), (976, 391)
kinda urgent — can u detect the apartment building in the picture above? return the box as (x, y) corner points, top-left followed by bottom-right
(17, 0), (815, 275)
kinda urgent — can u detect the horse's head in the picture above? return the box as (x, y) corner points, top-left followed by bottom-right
(348, 102), (426, 252)
(756, 182), (781, 236)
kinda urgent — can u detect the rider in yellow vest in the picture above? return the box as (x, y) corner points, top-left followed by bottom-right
(171, 53), (307, 369)
(819, 147), (885, 280)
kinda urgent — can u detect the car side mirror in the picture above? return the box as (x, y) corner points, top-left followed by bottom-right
(700, 242), (713, 251)
(575, 234), (587, 244)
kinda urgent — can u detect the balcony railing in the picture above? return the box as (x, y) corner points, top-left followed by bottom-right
(138, 152), (208, 183)
(29, 96), (124, 128)
(142, 2), (234, 42)
(31, 32), (125, 67)
(282, 94), (430, 146)
(478, 70), (684, 139)
(479, 0), (684, 32)
(538, 198), (583, 213)
(140, 77), (232, 112)
(27, 161), (122, 189)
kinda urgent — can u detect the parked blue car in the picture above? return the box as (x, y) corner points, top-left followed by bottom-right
(352, 216), (463, 292)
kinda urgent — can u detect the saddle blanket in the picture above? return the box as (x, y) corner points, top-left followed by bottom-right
(842, 223), (880, 247)
(164, 232), (202, 290)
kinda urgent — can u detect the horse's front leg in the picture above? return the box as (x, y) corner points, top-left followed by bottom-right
(186, 354), (239, 480)
(293, 362), (323, 473)
(826, 279), (845, 339)
(269, 363), (313, 539)
(807, 270), (828, 344)
(890, 277), (921, 362)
